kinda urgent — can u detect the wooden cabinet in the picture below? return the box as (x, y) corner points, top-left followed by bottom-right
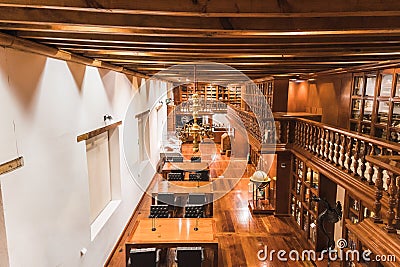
(242, 78), (289, 116)
(290, 156), (337, 251)
(173, 83), (242, 109)
(349, 69), (400, 142)
(341, 193), (378, 267)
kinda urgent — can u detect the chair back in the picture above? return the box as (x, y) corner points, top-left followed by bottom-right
(149, 205), (169, 218)
(176, 247), (203, 267)
(167, 172), (183, 181)
(184, 205), (204, 218)
(189, 173), (202, 181)
(129, 248), (158, 267)
(197, 170), (209, 181)
(190, 156), (201, 162)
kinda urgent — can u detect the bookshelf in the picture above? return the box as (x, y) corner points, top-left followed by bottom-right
(290, 156), (337, 251)
(173, 83), (242, 109)
(349, 69), (400, 142)
(342, 193), (377, 267)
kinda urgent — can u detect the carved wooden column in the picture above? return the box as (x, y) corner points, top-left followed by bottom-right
(305, 124), (310, 151)
(373, 167), (384, 224)
(353, 139), (360, 177)
(275, 120), (281, 144)
(310, 125), (315, 153)
(316, 127), (321, 156)
(300, 122), (305, 147)
(385, 172), (397, 233)
(319, 128), (325, 157)
(334, 133), (341, 166)
(368, 143), (376, 185)
(360, 142), (367, 181)
(313, 126), (318, 154)
(340, 135), (346, 169)
(346, 137), (353, 173)
(324, 130), (330, 159)
(294, 122), (299, 145)
(329, 131), (335, 162)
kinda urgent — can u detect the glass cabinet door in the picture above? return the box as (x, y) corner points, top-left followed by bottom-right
(352, 76), (364, 96)
(363, 100), (374, 121)
(379, 74), (393, 97)
(392, 102), (400, 127)
(365, 74), (377, 96)
(377, 101), (390, 124)
(395, 74), (400, 97)
(351, 99), (361, 119)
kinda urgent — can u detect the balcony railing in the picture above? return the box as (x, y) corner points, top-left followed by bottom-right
(276, 117), (400, 233)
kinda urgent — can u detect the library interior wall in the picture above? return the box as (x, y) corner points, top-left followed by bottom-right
(287, 74), (352, 129)
(0, 47), (167, 266)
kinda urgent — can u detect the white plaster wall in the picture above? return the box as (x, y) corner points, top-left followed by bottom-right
(0, 47), (167, 267)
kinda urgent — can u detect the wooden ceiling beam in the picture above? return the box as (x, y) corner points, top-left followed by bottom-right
(15, 31), (400, 45)
(79, 51), (400, 59)
(42, 43), (400, 53)
(1, 0), (400, 17)
(2, 7), (400, 34)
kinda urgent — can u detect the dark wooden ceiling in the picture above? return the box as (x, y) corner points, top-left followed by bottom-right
(1, 0), (400, 80)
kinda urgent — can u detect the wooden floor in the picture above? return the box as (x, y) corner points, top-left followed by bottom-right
(106, 145), (327, 267)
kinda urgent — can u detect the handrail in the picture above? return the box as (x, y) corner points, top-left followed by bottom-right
(295, 118), (400, 152)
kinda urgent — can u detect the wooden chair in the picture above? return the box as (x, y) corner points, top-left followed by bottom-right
(175, 247), (204, 267)
(129, 248), (159, 267)
(149, 205), (169, 218)
(184, 205), (204, 218)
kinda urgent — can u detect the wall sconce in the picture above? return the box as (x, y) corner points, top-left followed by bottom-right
(165, 98), (172, 105)
(103, 114), (113, 122)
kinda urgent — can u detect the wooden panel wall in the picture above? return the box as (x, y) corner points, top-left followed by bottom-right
(287, 74), (352, 129)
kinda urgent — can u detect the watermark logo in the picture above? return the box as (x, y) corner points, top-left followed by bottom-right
(257, 238), (396, 263)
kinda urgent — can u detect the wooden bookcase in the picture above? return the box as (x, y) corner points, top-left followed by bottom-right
(290, 156), (337, 251)
(342, 193), (377, 267)
(173, 83), (242, 109)
(243, 78), (289, 114)
(349, 69), (400, 142)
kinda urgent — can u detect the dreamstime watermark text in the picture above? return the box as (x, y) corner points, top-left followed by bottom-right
(257, 239), (396, 263)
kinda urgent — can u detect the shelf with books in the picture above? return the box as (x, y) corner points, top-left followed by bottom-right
(349, 69), (400, 143)
(290, 155), (337, 251)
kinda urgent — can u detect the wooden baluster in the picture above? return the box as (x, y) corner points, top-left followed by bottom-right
(385, 172), (397, 233)
(368, 143), (376, 185)
(329, 132), (335, 163)
(296, 121), (300, 145)
(306, 124), (310, 150)
(313, 126), (319, 153)
(353, 139), (360, 177)
(346, 137), (353, 174)
(300, 122), (305, 147)
(316, 127), (321, 156)
(319, 128), (325, 157)
(373, 167), (384, 224)
(339, 134), (346, 169)
(310, 125), (314, 151)
(360, 141), (367, 181)
(306, 124), (311, 150)
(310, 125), (315, 152)
(395, 176), (400, 229)
(334, 133), (341, 165)
(275, 120), (281, 144)
(324, 130), (330, 160)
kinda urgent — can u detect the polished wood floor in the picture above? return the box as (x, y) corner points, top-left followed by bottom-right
(106, 144), (324, 267)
